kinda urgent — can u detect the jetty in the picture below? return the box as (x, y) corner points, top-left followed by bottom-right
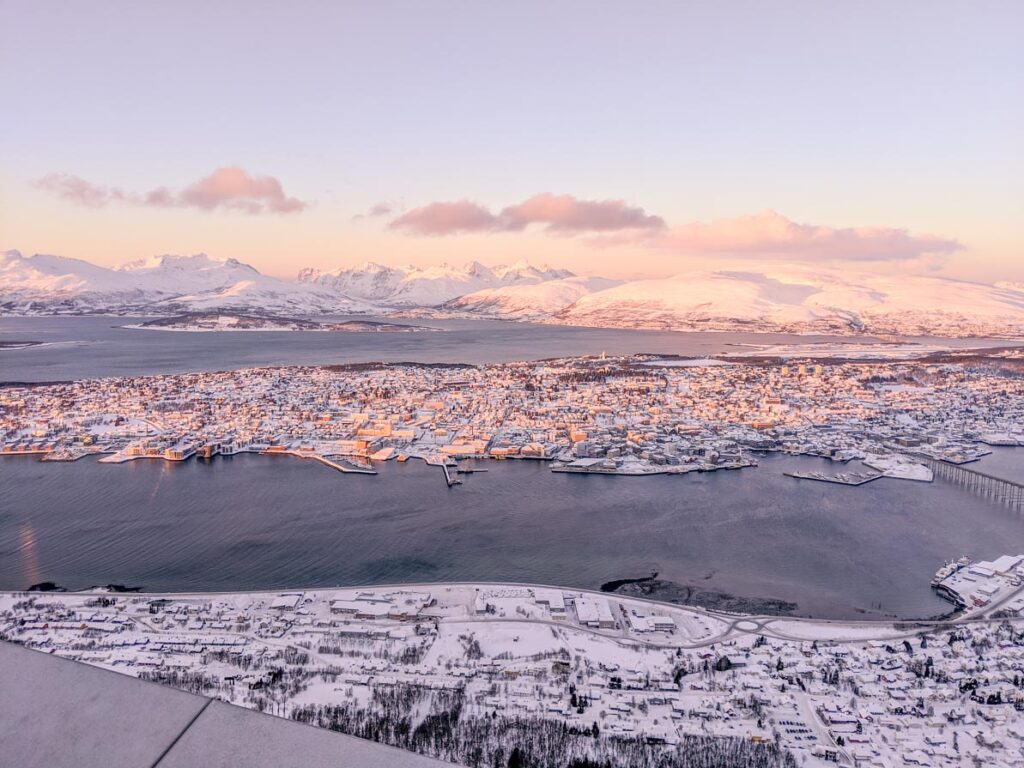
(413, 454), (463, 486)
(441, 462), (462, 486)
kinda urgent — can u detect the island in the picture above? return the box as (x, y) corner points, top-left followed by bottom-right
(120, 312), (439, 332)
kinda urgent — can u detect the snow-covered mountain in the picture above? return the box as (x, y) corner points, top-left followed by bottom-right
(5, 249), (1024, 337)
(118, 253), (261, 293)
(298, 260), (573, 306)
(445, 276), (622, 320)
(550, 268), (1024, 337)
(2, 250), (154, 313)
(0, 250), (364, 315)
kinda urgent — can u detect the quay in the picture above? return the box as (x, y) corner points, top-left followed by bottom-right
(408, 454), (462, 486)
(272, 450), (377, 475)
(784, 470), (881, 486)
(441, 462), (462, 486)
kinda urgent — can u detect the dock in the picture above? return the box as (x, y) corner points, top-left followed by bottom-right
(275, 450), (377, 475)
(784, 470), (881, 486)
(441, 463), (462, 487)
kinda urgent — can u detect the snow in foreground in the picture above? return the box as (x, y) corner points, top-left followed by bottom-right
(3, 574), (1024, 768)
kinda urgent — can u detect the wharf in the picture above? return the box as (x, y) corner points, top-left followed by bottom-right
(784, 470), (882, 486)
(275, 450), (377, 475)
(551, 465), (669, 476)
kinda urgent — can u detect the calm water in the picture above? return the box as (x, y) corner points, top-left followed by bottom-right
(0, 315), (1003, 382)
(2, 451), (1022, 619)
(3, 318), (1021, 620)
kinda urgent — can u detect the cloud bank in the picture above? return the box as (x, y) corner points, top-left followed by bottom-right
(665, 210), (962, 261)
(388, 194), (666, 236)
(386, 197), (956, 263)
(592, 210), (963, 263)
(35, 167), (307, 215)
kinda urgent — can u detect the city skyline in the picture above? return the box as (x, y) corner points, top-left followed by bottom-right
(2, 2), (1021, 282)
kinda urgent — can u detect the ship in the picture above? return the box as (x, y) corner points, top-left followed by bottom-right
(930, 557), (970, 588)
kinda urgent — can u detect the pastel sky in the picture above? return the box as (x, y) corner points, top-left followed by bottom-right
(1, 1), (1021, 282)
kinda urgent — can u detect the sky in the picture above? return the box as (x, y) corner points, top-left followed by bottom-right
(1, 1), (1021, 282)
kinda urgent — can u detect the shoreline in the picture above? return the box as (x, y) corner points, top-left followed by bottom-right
(8, 576), (1002, 631)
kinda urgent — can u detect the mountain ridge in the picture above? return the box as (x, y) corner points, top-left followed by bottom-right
(3, 249), (1024, 338)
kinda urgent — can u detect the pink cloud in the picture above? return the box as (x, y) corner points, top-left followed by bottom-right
(175, 167), (306, 214)
(389, 200), (501, 235)
(500, 194), (665, 233)
(34, 167), (307, 215)
(33, 173), (126, 208)
(368, 202), (395, 217)
(389, 194), (664, 236)
(352, 201), (400, 222)
(593, 210), (962, 262)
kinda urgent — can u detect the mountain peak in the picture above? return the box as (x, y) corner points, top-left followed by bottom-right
(119, 252), (257, 273)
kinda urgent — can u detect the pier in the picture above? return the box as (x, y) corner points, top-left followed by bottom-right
(911, 454), (1024, 509)
(441, 462), (462, 487)
(275, 450), (378, 475)
(784, 470), (881, 486)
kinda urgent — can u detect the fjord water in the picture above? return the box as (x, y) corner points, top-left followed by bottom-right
(0, 315), (1002, 382)
(3, 450), (1023, 619)
(3, 317), (1022, 619)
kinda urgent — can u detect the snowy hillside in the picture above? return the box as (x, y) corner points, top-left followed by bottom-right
(2, 250), (156, 313)
(553, 269), (1024, 337)
(298, 260), (572, 306)
(4, 248), (1024, 337)
(0, 250), (362, 315)
(446, 276), (622, 320)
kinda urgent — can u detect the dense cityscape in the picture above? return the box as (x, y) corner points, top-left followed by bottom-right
(3, 352), (1024, 486)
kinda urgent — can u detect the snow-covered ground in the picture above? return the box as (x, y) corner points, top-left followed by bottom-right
(550, 268), (1024, 338)
(862, 456), (934, 482)
(119, 313), (436, 333)
(298, 259), (574, 307)
(3, 575), (1024, 768)
(444, 275), (622, 320)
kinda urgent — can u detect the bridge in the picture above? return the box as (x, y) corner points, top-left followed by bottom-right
(910, 453), (1024, 510)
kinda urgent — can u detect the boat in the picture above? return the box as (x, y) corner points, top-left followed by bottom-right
(930, 557), (970, 587)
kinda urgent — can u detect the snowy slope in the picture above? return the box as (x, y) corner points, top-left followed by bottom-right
(146, 278), (367, 315)
(118, 253), (262, 294)
(1, 249), (154, 312)
(6, 248), (1024, 337)
(1, 250), (362, 315)
(554, 268), (1024, 336)
(299, 260), (573, 306)
(446, 276), (622, 320)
